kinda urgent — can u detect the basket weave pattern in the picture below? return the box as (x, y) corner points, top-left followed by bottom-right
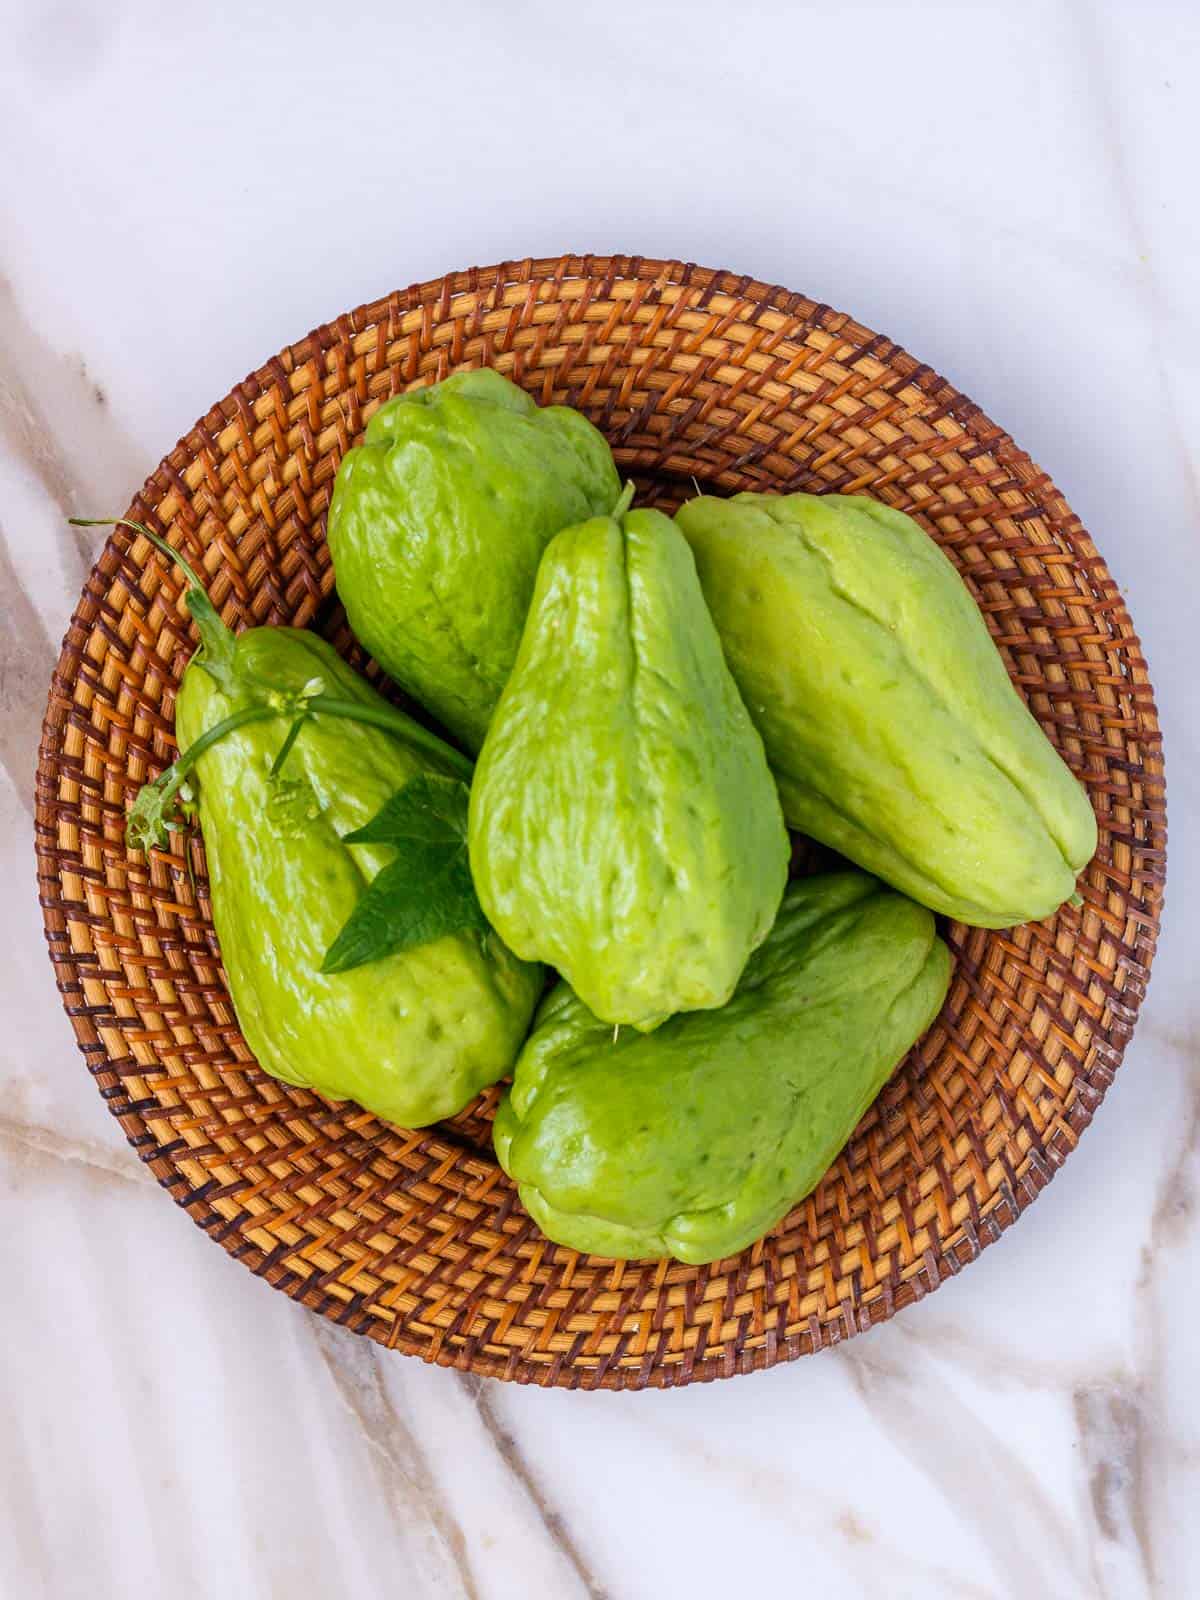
(35, 257), (1166, 1389)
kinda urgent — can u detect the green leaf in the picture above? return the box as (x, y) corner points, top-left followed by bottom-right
(123, 703), (277, 854)
(321, 776), (488, 974)
(340, 774), (471, 847)
(126, 765), (188, 852)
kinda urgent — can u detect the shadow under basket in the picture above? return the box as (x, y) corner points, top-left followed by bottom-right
(34, 255), (1166, 1390)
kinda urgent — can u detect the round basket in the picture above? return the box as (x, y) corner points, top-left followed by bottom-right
(34, 256), (1166, 1389)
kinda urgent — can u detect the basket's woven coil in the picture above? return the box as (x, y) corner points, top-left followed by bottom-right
(35, 257), (1166, 1390)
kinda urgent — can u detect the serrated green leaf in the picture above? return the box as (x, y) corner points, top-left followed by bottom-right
(321, 776), (487, 973)
(126, 768), (186, 852)
(340, 773), (470, 847)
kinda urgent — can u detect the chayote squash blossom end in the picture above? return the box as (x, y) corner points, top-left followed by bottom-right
(468, 499), (791, 1030)
(674, 492), (1098, 929)
(81, 516), (541, 1130)
(494, 871), (953, 1265)
(327, 367), (621, 752)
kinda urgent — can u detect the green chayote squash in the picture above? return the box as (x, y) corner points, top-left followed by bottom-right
(675, 492), (1097, 928)
(327, 367), (621, 752)
(468, 499), (790, 1031)
(105, 520), (543, 1131)
(172, 630), (541, 1126)
(494, 871), (952, 1263)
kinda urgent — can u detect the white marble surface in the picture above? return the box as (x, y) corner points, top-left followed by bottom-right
(1, 1), (1196, 1596)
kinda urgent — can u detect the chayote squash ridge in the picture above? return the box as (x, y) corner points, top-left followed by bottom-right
(494, 871), (952, 1263)
(468, 500), (790, 1031)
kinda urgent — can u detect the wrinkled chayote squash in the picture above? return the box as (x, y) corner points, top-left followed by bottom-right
(173, 622), (542, 1130)
(468, 498), (790, 1031)
(675, 492), (1097, 928)
(327, 367), (621, 751)
(494, 871), (952, 1263)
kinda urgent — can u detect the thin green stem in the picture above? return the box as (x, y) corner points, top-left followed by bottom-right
(71, 514), (236, 686)
(307, 697), (472, 778)
(175, 703), (277, 774)
(70, 516), (209, 596)
(270, 714), (309, 777)
(126, 703), (279, 851)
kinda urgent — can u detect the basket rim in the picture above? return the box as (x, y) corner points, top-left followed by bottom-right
(34, 253), (1168, 1390)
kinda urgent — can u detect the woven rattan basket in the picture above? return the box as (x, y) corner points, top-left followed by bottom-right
(35, 256), (1166, 1390)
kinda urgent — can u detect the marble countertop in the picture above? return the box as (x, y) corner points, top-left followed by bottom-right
(1, 2), (1196, 1596)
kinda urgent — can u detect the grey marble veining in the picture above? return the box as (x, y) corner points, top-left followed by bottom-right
(1, 2), (1197, 1597)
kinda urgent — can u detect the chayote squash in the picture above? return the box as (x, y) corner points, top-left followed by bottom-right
(468, 497), (790, 1031)
(121, 527), (543, 1131)
(173, 629), (542, 1127)
(675, 492), (1097, 928)
(327, 367), (621, 752)
(494, 871), (952, 1263)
